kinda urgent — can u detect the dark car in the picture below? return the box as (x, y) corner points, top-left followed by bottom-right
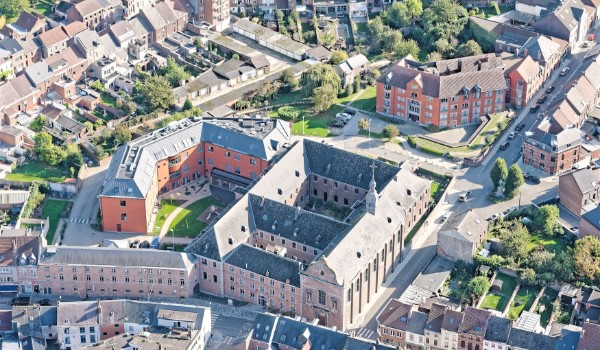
(499, 141), (510, 150)
(344, 109), (356, 115)
(538, 95), (548, 104)
(329, 120), (345, 128)
(11, 297), (31, 306)
(546, 86), (555, 93)
(39, 299), (51, 306)
(526, 175), (541, 184)
(515, 122), (526, 131)
(530, 104), (541, 112)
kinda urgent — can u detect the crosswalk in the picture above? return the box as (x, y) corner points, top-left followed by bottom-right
(355, 327), (376, 339)
(69, 218), (91, 224)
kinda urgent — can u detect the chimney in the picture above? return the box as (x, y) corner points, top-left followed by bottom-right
(12, 238), (16, 255)
(457, 59), (462, 72)
(285, 278), (290, 284)
(260, 196), (265, 208)
(477, 60), (482, 71)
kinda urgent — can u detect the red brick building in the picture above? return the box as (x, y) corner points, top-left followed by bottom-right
(99, 117), (290, 233)
(504, 55), (544, 108)
(376, 54), (507, 127)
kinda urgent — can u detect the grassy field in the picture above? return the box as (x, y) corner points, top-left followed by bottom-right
(350, 86), (377, 111)
(101, 93), (118, 107)
(42, 200), (70, 244)
(479, 5), (513, 18)
(356, 22), (369, 34)
(496, 273), (518, 294)
(152, 199), (186, 235)
(413, 112), (508, 157)
(508, 286), (539, 320)
(536, 288), (558, 327)
(6, 162), (71, 182)
(271, 89), (306, 106)
(528, 233), (572, 253)
(481, 293), (506, 311)
(32, 0), (56, 16)
(168, 196), (222, 238)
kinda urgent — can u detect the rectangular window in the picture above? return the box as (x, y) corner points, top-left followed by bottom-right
(120, 201), (126, 207)
(121, 213), (127, 221)
(318, 290), (326, 305)
(250, 159), (256, 165)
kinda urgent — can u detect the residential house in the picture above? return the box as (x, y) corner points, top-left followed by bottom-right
(57, 301), (101, 349)
(122, 0), (158, 17)
(376, 54), (507, 127)
(533, 0), (591, 49)
(441, 310), (464, 350)
(0, 126), (25, 148)
(32, 245), (198, 298)
(504, 55), (544, 107)
(90, 58), (117, 82)
(0, 11), (46, 39)
(405, 310), (429, 349)
(67, 0), (123, 32)
(580, 205), (600, 238)
(0, 38), (25, 73)
(520, 35), (568, 78)
(0, 236), (42, 294)
(483, 316), (511, 350)
(334, 54), (369, 87)
(574, 288), (600, 324)
(578, 322), (600, 350)
(558, 168), (600, 216)
(108, 21), (137, 48)
(62, 21), (88, 39)
(424, 303), (450, 349)
(506, 328), (559, 349)
(0, 74), (40, 124)
(458, 307), (491, 350)
(376, 299), (413, 347)
(36, 26), (69, 58)
(138, 2), (187, 43)
(25, 46), (88, 94)
(11, 305), (57, 349)
(74, 29), (105, 64)
(437, 209), (487, 264)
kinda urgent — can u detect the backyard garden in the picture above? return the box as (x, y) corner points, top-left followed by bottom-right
(6, 162), (73, 183)
(42, 199), (71, 244)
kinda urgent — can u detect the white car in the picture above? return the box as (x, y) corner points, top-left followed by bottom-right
(440, 212), (451, 223)
(508, 131), (516, 139)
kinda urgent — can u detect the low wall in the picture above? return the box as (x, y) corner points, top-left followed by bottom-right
(19, 217), (50, 241)
(419, 115), (489, 148)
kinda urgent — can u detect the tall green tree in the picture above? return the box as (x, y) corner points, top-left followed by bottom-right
(465, 276), (490, 304)
(406, 0), (424, 20)
(534, 205), (561, 235)
(136, 75), (174, 111)
(64, 143), (83, 171)
(421, 0), (469, 48)
(0, 0), (29, 19)
(501, 223), (530, 264)
(490, 158), (508, 191)
(30, 116), (47, 132)
(504, 164), (524, 198)
(183, 98), (194, 111)
(388, 2), (411, 28)
(330, 50), (349, 65)
(573, 236), (600, 281)
(33, 132), (52, 156)
(301, 64), (341, 98)
(280, 68), (297, 86)
(313, 85), (337, 112)
(456, 40), (483, 57)
(113, 126), (132, 147)
(162, 56), (190, 87)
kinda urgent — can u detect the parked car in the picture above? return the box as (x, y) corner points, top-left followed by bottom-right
(39, 299), (51, 306)
(499, 141), (510, 150)
(537, 113), (544, 119)
(525, 175), (541, 184)
(530, 104), (541, 112)
(560, 67), (570, 76)
(508, 131), (516, 139)
(583, 41), (592, 48)
(458, 191), (471, 202)
(130, 240), (140, 248)
(538, 95), (547, 104)
(344, 109), (356, 116)
(11, 297), (31, 306)
(329, 120), (345, 128)
(440, 212), (451, 223)
(515, 122), (526, 131)
(546, 86), (555, 93)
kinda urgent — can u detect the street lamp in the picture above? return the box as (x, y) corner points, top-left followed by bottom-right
(368, 118), (372, 149)
(302, 115), (305, 135)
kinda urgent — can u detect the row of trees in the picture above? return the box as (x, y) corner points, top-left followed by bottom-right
(490, 158), (524, 199)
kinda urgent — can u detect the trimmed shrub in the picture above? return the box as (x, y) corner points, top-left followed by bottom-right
(407, 135), (417, 148)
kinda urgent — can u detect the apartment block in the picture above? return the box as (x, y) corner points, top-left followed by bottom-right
(377, 54), (507, 127)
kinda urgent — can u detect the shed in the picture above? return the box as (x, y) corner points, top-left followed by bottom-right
(479, 265), (491, 277)
(491, 279), (503, 292)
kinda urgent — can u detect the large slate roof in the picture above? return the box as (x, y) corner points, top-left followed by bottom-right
(425, 303), (448, 333)
(458, 307), (490, 337)
(506, 328), (558, 350)
(485, 316), (511, 343)
(224, 244), (302, 287)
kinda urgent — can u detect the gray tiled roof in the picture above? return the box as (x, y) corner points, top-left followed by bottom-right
(566, 168), (600, 194)
(485, 316), (511, 343)
(224, 244), (302, 287)
(522, 36), (561, 63)
(376, 299), (413, 330)
(252, 313), (278, 342)
(582, 205), (600, 230)
(98, 300), (155, 326)
(25, 62), (53, 86)
(248, 194), (350, 250)
(506, 328), (559, 350)
(270, 316), (348, 349)
(458, 307), (490, 336)
(40, 246), (196, 270)
(579, 322), (600, 350)
(57, 301), (99, 326)
(439, 209), (486, 243)
(153, 303), (207, 329)
(0, 38), (23, 54)
(406, 311), (428, 335)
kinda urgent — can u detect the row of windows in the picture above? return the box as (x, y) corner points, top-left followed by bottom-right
(56, 275), (185, 285)
(53, 267), (179, 275)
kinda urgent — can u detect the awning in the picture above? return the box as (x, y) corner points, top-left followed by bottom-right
(0, 285), (18, 293)
(211, 168), (253, 187)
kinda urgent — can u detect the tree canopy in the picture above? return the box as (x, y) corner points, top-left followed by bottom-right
(301, 64), (341, 98)
(503, 164), (524, 198)
(573, 236), (600, 281)
(136, 75), (174, 111)
(466, 276), (490, 303)
(533, 205), (561, 235)
(387, 2), (412, 28)
(313, 85), (337, 112)
(162, 57), (190, 87)
(490, 158), (508, 191)
(0, 0), (29, 19)
(421, 0), (469, 49)
(456, 39), (483, 57)
(330, 50), (349, 65)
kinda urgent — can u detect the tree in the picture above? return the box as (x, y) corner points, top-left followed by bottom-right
(90, 80), (105, 92)
(136, 75), (174, 111)
(358, 118), (370, 131)
(330, 50), (349, 65)
(421, 0), (469, 48)
(353, 77), (361, 93)
(533, 205), (561, 235)
(0, 15), (6, 30)
(504, 164), (524, 198)
(383, 30), (404, 53)
(552, 251), (575, 282)
(388, 2), (411, 28)
(84, 121), (94, 133)
(519, 268), (537, 286)
(112, 126), (132, 147)
(406, 0), (424, 20)
(392, 39), (420, 59)
(313, 85), (337, 112)
(30, 115), (47, 132)
(466, 276), (490, 303)
(0, 0), (29, 19)
(345, 82), (354, 96)
(64, 143), (83, 171)
(426, 51), (443, 62)
(456, 39), (483, 57)
(33, 132), (52, 156)
(573, 236), (600, 281)
(280, 68), (297, 86)
(162, 56), (190, 87)
(275, 9), (284, 23)
(383, 124), (400, 140)
(368, 16), (386, 39)
(290, 9), (300, 22)
(183, 98), (194, 111)
(501, 223), (530, 264)
(490, 158), (508, 191)
(301, 64), (341, 98)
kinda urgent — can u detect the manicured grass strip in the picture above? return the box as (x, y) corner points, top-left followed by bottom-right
(481, 293), (507, 311)
(508, 286), (539, 320)
(152, 199), (186, 235)
(349, 86), (376, 111)
(168, 197), (222, 237)
(42, 200), (69, 244)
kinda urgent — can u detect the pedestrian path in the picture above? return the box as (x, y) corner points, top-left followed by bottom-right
(355, 327), (376, 339)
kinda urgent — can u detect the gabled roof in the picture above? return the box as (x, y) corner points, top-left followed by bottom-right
(581, 205), (600, 230)
(406, 311), (428, 335)
(507, 328), (558, 350)
(510, 56), (541, 82)
(72, 0), (103, 17)
(62, 21), (87, 38)
(376, 299), (413, 330)
(425, 303), (448, 333)
(579, 322), (600, 350)
(0, 37), (24, 55)
(485, 316), (511, 343)
(458, 307), (491, 336)
(562, 167), (600, 194)
(13, 11), (45, 33)
(345, 54), (369, 69)
(522, 36), (561, 63)
(250, 54), (270, 69)
(0, 236), (41, 267)
(37, 26), (68, 48)
(57, 301), (99, 326)
(439, 209), (486, 243)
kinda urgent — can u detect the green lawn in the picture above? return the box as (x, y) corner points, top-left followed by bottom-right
(6, 162), (71, 182)
(537, 288), (558, 327)
(495, 273), (518, 294)
(479, 5), (513, 18)
(271, 89), (306, 106)
(101, 93), (117, 108)
(168, 196), (222, 238)
(349, 86), (376, 111)
(289, 105), (344, 137)
(356, 22), (368, 34)
(508, 286), (539, 320)
(528, 233), (571, 253)
(42, 200), (70, 244)
(431, 182), (440, 199)
(152, 199), (186, 235)
(481, 293), (507, 311)
(32, 0), (56, 16)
